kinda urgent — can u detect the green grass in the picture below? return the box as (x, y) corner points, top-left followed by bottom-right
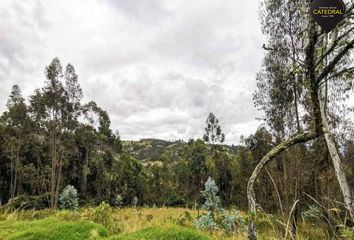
(0, 208), (338, 240)
(110, 226), (211, 240)
(0, 218), (108, 240)
(0, 217), (210, 240)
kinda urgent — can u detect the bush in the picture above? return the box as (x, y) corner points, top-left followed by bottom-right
(174, 211), (193, 227)
(83, 202), (122, 234)
(59, 185), (78, 212)
(195, 177), (220, 231)
(92, 202), (112, 227)
(195, 177), (246, 234)
(5, 194), (50, 211)
(111, 194), (123, 208)
(195, 212), (217, 230)
(303, 205), (322, 220)
(221, 210), (246, 234)
(201, 177), (220, 212)
(132, 196), (138, 208)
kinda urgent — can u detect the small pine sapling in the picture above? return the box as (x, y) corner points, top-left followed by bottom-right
(59, 185), (78, 212)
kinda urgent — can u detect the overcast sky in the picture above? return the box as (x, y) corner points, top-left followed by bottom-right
(0, 0), (266, 144)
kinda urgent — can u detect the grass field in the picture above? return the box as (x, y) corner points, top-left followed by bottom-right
(0, 207), (345, 240)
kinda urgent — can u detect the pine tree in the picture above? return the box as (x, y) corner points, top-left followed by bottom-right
(59, 185), (78, 212)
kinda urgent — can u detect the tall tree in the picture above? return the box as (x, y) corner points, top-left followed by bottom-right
(30, 58), (76, 208)
(2, 85), (30, 198)
(203, 112), (225, 145)
(248, 0), (354, 239)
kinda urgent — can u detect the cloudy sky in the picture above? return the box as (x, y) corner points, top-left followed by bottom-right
(0, 0), (266, 144)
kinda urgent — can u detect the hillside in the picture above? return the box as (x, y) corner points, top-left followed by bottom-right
(121, 138), (242, 171)
(122, 138), (240, 163)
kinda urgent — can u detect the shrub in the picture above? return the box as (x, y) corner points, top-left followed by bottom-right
(59, 185), (78, 212)
(173, 211), (193, 227)
(195, 177), (246, 234)
(89, 202), (122, 234)
(221, 210), (246, 234)
(196, 177), (220, 231)
(132, 196), (138, 208)
(5, 194), (50, 211)
(195, 212), (217, 230)
(111, 194), (123, 208)
(92, 202), (112, 226)
(201, 177), (220, 212)
(303, 205), (322, 220)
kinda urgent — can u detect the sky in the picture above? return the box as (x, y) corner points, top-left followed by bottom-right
(0, 0), (266, 144)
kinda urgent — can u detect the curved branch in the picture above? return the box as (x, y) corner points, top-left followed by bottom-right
(247, 131), (320, 240)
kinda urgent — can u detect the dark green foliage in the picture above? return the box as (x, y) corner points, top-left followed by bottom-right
(5, 194), (50, 210)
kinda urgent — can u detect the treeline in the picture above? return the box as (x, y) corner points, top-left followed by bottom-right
(0, 58), (353, 216)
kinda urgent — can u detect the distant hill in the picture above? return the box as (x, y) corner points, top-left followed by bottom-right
(122, 138), (240, 163)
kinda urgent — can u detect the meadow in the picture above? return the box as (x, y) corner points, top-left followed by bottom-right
(0, 205), (346, 240)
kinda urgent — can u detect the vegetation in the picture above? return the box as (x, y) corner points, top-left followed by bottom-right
(0, 206), (347, 240)
(59, 185), (78, 212)
(1, 0), (354, 240)
(0, 218), (108, 240)
(112, 226), (211, 240)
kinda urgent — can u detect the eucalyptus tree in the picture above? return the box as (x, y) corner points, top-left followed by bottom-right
(79, 101), (103, 196)
(203, 112), (225, 145)
(184, 139), (208, 208)
(29, 58), (82, 208)
(1, 85), (31, 198)
(248, 0), (354, 239)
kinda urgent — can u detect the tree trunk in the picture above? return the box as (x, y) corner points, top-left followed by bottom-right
(81, 146), (90, 196)
(319, 87), (354, 219)
(10, 144), (14, 198)
(54, 147), (64, 209)
(13, 147), (19, 197)
(247, 132), (319, 240)
(50, 134), (55, 208)
(54, 161), (62, 209)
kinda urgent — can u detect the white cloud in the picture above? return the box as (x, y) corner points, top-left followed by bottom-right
(0, 0), (265, 144)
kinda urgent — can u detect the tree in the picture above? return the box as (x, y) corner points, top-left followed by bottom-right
(65, 63), (83, 119)
(30, 58), (82, 208)
(184, 139), (208, 208)
(2, 85), (31, 198)
(59, 185), (78, 212)
(201, 177), (220, 213)
(248, 1), (354, 239)
(203, 112), (225, 145)
(195, 177), (220, 230)
(43, 58), (67, 208)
